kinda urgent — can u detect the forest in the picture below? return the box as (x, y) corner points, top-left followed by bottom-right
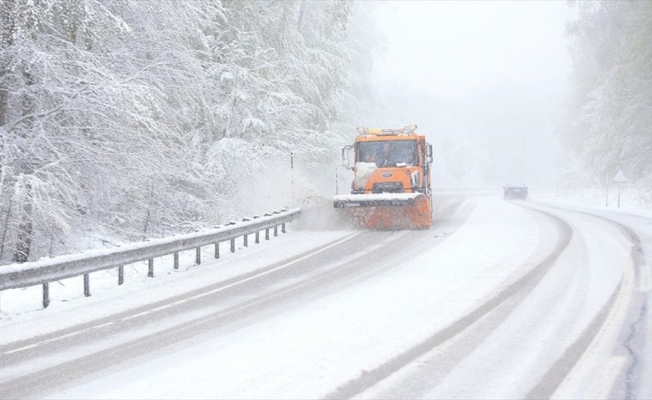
(0, 0), (380, 262)
(564, 1), (652, 201)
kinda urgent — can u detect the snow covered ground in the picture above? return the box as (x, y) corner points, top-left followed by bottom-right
(0, 229), (352, 345)
(43, 198), (551, 398)
(1, 195), (649, 399)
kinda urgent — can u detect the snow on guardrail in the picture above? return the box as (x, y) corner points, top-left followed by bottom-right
(0, 208), (300, 308)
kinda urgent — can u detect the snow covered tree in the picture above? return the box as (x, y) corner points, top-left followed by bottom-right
(565, 1), (652, 195)
(0, 0), (381, 262)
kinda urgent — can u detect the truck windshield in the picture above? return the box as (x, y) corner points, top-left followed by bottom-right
(356, 140), (418, 167)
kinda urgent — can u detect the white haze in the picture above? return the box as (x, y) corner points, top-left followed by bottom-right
(367, 1), (574, 187)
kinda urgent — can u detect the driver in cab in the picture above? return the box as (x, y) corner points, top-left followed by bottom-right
(365, 142), (392, 167)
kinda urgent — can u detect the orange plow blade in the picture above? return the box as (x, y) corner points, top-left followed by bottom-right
(335, 194), (432, 230)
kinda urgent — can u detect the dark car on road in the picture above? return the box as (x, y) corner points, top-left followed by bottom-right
(504, 184), (528, 200)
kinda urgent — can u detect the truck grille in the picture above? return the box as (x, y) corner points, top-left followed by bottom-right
(371, 182), (404, 193)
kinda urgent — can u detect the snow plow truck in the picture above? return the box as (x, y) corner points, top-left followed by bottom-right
(333, 125), (433, 229)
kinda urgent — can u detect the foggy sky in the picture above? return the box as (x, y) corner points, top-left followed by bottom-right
(370, 1), (574, 187)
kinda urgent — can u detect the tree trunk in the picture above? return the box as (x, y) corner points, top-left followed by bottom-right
(0, 196), (12, 258)
(142, 182), (155, 238)
(296, 0), (306, 32)
(13, 183), (32, 263)
(0, 0), (17, 126)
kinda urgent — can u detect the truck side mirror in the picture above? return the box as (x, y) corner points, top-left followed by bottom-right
(342, 145), (354, 170)
(426, 143), (433, 164)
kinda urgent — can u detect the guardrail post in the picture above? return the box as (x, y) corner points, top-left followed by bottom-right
(214, 243), (219, 259)
(282, 223), (286, 233)
(195, 247), (201, 265)
(274, 226), (278, 237)
(242, 218), (250, 249)
(266, 228), (269, 240)
(43, 283), (50, 308)
(254, 216), (260, 245)
(148, 258), (154, 277)
(118, 266), (124, 285)
(84, 274), (91, 297)
(230, 238), (235, 253)
(174, 252), (179, 269)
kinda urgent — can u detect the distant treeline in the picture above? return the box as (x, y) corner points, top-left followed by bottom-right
(564, 1), (652, 198)
(0, 0), (380, 262)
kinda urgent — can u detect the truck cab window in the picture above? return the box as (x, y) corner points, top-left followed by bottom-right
(357, 140), (417, 167)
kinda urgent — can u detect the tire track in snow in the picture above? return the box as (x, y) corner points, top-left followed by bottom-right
(526, 204), (648, 400)
(324, 204), (574, 400)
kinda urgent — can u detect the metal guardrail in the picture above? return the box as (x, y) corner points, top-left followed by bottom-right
(0, 208), (301, 308)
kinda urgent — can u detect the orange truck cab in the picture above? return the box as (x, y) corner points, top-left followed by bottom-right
(333, 125), (433, 229)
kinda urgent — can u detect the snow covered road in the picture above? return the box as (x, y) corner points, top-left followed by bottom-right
(0, 195), (649, 399)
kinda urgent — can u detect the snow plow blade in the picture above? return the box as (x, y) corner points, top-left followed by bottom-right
(333, 193), (423, 208)
(333, 193), (431, 230)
